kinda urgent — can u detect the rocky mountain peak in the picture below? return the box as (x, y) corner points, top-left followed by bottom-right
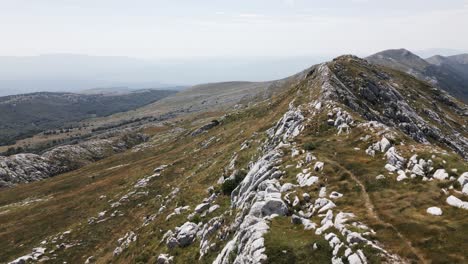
(313, 56), (467, 157)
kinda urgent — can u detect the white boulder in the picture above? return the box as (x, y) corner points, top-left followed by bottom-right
(380, 137), (391, 152)
(176, 222), (199, 247)
(195, 203), (210, 214)
(462, 184), (468, 196)
(384, 164), (397, 172)
(446, 195), (468, 210)
(426, 207), (442, 216)
(314, 162), (324, 172)
(157, 254), (174, 264)
(433, 169), (449, 180)
(329, 191), (343, 199)
(457, 172), (468, 187)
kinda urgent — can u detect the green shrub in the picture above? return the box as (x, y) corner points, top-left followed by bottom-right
(222, 179), (237, 195)
(191, 214), (202, 224)
(303, 142), (317, 151)
(365, 178), (390, 192)
(221, 170), (247, 195)
(452, 181), (461, 189)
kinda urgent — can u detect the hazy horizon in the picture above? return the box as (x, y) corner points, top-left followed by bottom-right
(1, 0), (467, 95)
(2, 0), (468, 58)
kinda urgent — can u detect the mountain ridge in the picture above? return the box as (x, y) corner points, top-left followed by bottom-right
(0, 53), (467, 264)
(367, 49), (468, 102)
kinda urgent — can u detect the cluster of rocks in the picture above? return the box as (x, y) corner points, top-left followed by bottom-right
(328, 107), (354, 135)
(365, 131), (468, 214)
(212, 102), (401, 264)
(365, 136), (392, 156)
(157, 254), (174, 264)
(113, 231), (137, 256)
(143, 187), (180, 227)
(190, 119), (220, 136)
(0, 132), (147, 187)
(8, 229), (81, 263)
(215, 105), (306, 264)
(158, 180), (225, 260)
(135, 164), (167, 188)
(165, 222), (200, 248)
(8, 247), (46, 264)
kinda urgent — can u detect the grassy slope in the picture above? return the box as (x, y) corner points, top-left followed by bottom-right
(262, 72), (468, 263)
(0, 84), (294, 263)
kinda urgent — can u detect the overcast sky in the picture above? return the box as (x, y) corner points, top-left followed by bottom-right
(1, 0), (467, 59)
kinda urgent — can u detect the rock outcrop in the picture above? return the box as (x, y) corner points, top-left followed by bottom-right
(0, 132), (147, 187)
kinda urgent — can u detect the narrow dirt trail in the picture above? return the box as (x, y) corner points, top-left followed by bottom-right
(325, 158), (428, 264)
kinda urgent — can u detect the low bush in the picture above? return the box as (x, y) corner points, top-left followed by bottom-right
(221, 170), (247, 195)
(303, 142), (317, 151)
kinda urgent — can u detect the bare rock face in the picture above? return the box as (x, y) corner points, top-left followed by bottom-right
(0, 132), (147, 187)
(316, 57), (467, 158)
(214, 106), (304, 264)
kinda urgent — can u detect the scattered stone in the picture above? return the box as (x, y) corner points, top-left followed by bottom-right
(384, 164), (397, 172)
(113, 231), (137, 256)
(396, 170), (407, 181)
(176, 222), (199, 247)
(84, 256), (95, 264)
(297, 172), (319, 187)
(426, 207), (442, 216)
(291, 214), (302, 225)
(433, 169), (448, 180)
(305, 152), (316, 163)
(376, 174), (385, 180)
(208, 204), (220, 214)
(280, 183), (296, 192)
(191, 120), (220, 136)
(319, 187), (327, 198)
(293, 196), (300, 207)
(195, 203), (210, 214)
(457, 172), (468, 187)
(329, 191), (343, 199)
(157, 254), (174, 264)
(462, 184), (468, 196)
(446, 195), (468, 210)
(314, 162), (324, 171)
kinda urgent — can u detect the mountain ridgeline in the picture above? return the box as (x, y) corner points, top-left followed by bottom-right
(0, 53), (467, 264)
(367, 49), (468, 102)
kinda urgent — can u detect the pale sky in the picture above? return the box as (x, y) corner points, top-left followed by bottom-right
(0, 0), (467, 58)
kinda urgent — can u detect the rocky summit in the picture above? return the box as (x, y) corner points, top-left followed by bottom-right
(1, 54), (467, 264)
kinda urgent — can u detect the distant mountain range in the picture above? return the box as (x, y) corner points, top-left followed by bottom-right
(367, 49), (468, 102)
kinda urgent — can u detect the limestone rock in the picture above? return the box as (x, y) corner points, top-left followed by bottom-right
(314, 161), (324, 171)
(457, 172), (468, 187)
(433, 169), (449, 180)
(176, 222), (199, 247)
(426, 207), (442, 216)
(157, 254), (174, 264)
(446, 195), (468, 210)
(195, 203), (210, 214)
